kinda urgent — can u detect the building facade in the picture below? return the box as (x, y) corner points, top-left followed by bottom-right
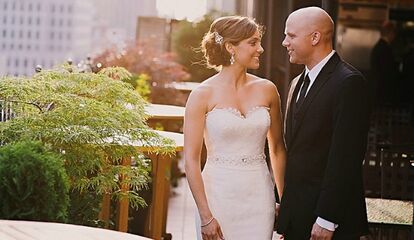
(0, 0), (94, 76)
(90, 0), (158, 54)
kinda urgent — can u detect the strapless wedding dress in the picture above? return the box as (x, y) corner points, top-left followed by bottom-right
(196, 106), (275, 240)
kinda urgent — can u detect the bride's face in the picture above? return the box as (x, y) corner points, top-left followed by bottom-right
(231, 30), (264, 69)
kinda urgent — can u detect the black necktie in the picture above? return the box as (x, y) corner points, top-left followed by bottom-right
(295, 74), (310, 111)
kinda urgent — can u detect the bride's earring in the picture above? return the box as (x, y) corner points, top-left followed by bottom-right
(230, 53), (235, 65)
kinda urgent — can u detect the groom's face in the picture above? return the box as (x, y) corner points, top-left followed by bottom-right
(282, 16), (313, 65)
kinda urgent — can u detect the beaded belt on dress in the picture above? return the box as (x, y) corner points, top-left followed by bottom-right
(206, 153), (266, 167)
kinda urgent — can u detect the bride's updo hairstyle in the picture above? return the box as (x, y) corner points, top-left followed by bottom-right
(201, 16), (263, 69)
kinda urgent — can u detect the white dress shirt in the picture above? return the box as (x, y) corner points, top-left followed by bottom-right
(296, 50), (336, 101)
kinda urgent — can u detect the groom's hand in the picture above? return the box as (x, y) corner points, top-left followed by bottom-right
(310, 223), (334, 240)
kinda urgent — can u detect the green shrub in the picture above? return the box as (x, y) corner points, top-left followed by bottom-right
(172, 14), (217, 82)
(0, 140), (69, 221)
(0, 66), (175, 226)
(134, 73), (151, 100)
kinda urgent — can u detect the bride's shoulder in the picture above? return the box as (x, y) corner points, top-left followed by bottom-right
(187, 77), (216, 105)
(247, 74), (278, 93)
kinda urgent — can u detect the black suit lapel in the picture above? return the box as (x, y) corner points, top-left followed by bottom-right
(286, 71), (306, 147)
(291, 53), (341, 140)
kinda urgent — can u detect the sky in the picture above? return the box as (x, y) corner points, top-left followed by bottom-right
(156, 0), (207, 21)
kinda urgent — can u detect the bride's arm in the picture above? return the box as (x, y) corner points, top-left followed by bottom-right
(184, 87), (213, 223)
(266, 83), (287, 200)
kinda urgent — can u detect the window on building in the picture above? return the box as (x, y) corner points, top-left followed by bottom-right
(2, 43), (6, 50)
(7, 58), (11, 67)
(12, 2), (15, 10)
(3, 16), (6, 24)
(28, 17), (32, 25)
(10, 44), (14, 50)
(67, 33), (71, 40)
(15, 59), (19, 67)
(28, 3), (32, 11)
(27, 31), (31, 39)
(2, 29), (6, 38)
(51, 19), (55, 26)
(3, 2), (7, 10)
(37, 3), (41, 11)
(36, 17), (40, 25)
(68, 5), (73, 13)
(51, 5), (55, 13)
(23, 59), (28, 67)
(60, 5), (64, 13)
(35, 31), (40, 39)
(18, 44), (22, 50)
(20, 2), (24, 11)
(20, 16), (23, 25)
(58, 32), (62, 40)
(10, 31), (14, 38)
(67, 19), (72, 27)
(19, 30), (23, 38)
(59, 19), (63, 27)
(11, 16), (15, 24)
(27, 45), (31, 50)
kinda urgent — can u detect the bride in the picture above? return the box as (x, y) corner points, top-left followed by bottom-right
(184, 16), (286, 240)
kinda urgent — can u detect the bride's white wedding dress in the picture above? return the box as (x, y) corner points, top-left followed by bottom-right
(196, 106), (275, 240)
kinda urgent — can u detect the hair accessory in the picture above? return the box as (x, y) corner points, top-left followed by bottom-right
(213, 32), (223, 45)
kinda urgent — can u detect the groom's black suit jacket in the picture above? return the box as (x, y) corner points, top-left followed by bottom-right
(277, 53), (370, 239)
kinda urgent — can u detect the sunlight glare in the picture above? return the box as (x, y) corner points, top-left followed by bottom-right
(156, 0), (207, 21)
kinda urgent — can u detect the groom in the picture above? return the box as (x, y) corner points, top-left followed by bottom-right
(277, 7), (370, 240)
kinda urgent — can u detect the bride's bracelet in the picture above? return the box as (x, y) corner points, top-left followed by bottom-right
(201, 217), (215, 227)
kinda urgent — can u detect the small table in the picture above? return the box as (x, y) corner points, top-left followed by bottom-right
(145, 104), (185, 121)
(167, 81), (200, 93)
(0, 220), (151, 240)
(101, 130), (183, 240)
(167, 81), (200, 104)
(366, 198), (413, 227)
(366, 197), (413, 239)
(145, 104), (185, 132)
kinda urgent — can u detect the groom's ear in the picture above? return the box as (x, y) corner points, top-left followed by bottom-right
(311, 31), (321, 46)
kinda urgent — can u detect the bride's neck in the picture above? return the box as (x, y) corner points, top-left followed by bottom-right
(219, 65), (247, 89)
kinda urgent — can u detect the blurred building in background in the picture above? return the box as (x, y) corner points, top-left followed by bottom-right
(136, 0), (255, 55)
(90, 0), (158, 54)
(0, 0), (93, 76)
(207, 0), (254, 16)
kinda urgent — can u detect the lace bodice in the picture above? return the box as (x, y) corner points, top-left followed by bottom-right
(204, 106), (270, 167)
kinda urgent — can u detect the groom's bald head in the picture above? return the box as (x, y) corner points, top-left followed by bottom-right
(282, 6), (334, 67)
(288, 7), (334, 44)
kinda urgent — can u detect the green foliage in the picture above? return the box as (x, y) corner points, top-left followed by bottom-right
(122, 74), (151, 101)
(134, 74), (151, 101)
(172, 14), (217, 82)
(0, 140), (69, 221)
(0, 66), (175, 225)
(93, 42), (190, 105)
(99, 66), (151, 101)
(68, 189), (107, 227)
